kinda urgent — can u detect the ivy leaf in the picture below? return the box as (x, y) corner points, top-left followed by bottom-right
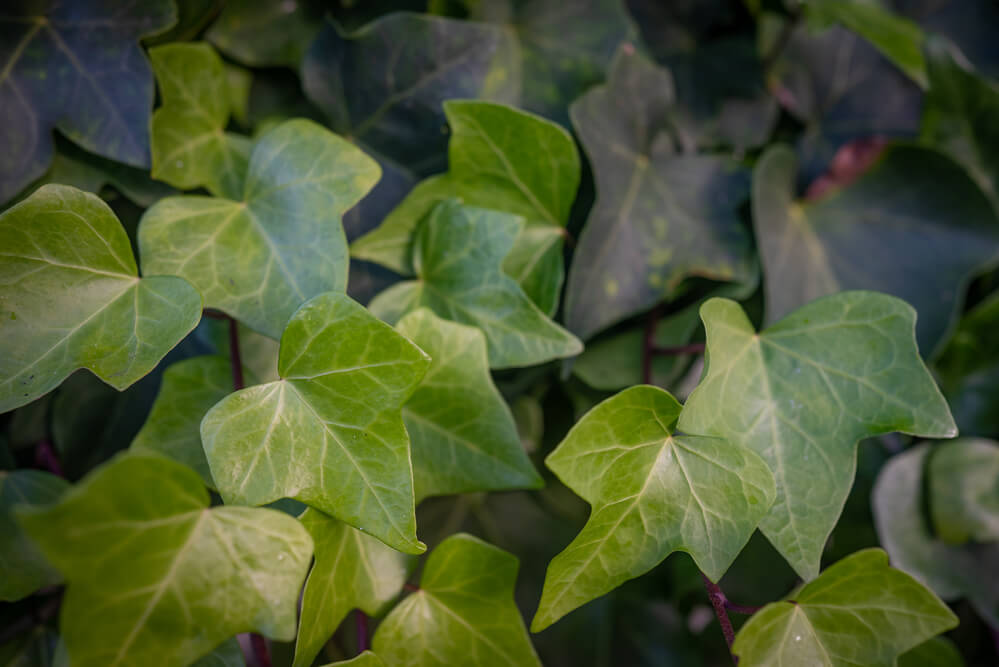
(732, 548), (958, 666)
(372, 533), (541, 667)
(352, 100), (581, 315)
(0, 184), (202, 413)
(139, 119), (380, 339)
(302, 13), (519, 175)
(193, 639), (244, 667)
(0, 1), (175, 204)
(396, 309), (543, 501)
(1, 470), (69, 601)
(895, 0), (999, 79)
(898, 637), (965, 667)
(368, 201), (582, 368)
(322, 652), (385, 667)
(206, 0), (324, 68)
(678, 292), (957, 580)
(149, 43), (252, 199)
(293, 509), (412, 667)
(16, 452), (313, 667)
(563, 48), (755, 340)
(201, 292), (430, 554)
(928, 439), (999, 544)
(532, 385), (775, 631)
(752, 144), (999, 354)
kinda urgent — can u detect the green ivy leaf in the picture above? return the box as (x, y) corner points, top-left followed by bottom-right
(898, 637), (966, 667)
(372, 533), (541, 667)
(16, 452), (313, 667)
(206, 0), (324, 68)
(0, 470), (69, 601)
(563, 48), (755, 339)
(0, 184), (202, 413)
(532, 385), (775, 631)
(322, 651), (385, 667)
(396, 309), (543, 501)
(139, 119), (380, 339)
(929, 438), (999, 544)
(0, 1), (175, 203)
(201, 292), (430, 553)
(293, 509), (412, 667)
(732, 548), (957, 666)
(752, 144), (999, 354)
(678, 292), (956, 580)
(352, 100), (581, 315)
(149, 43), (252, 199)
(193, 639), (245, 667)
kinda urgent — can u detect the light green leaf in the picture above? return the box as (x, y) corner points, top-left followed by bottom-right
(293, 509), (412, 667)
(372, 533), (541, 667)
(369, 201), (582, 369)
(396, 309), (543, 502)
(201, 292), (430, 553)
(207, 0), (324, 68)
(131, 356), (256, 487)
(752, 143), (999, 355)
(678, 292), (957, 580)
(563, 48), (755, 339)
(732, 549), (957, 666)
(0, 184), (202, 413)
(532, 385), (775, 631)
(928, 438), (999, 544)
(1, 470), (69, 601)
(16, 452), (313, 667)
(149, 43), (252, 199)
(897, 637), (965, 667)
(321, 651), (385, 667)
(139, 119), (380, 338)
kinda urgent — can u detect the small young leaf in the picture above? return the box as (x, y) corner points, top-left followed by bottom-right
(293, 510), (412, 667)
(396, 309), (543, 501)
(139, 119), (380, 338)
(678, 292), (956, 580)
(17, 452), (313, 667)
(369, 201), (582, 368)
(0, 470), (69, 601)
(929, 438), (999, 544)
(372, 534), (541, 667)
(0, 185), (202, 413)
(201, 292), (430, 554)
(532, 385), (775, 631)
(732, 549), (958, 666)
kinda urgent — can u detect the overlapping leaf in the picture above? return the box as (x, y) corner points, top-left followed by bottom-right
(893, 0), (999, 79)
(532, 386), (775, 631)
(0, 185), (202, 413)
(678, 292), (956, 580)
(752, 144), (999, 354)
(201, 292), (430, 553)
(324, 652), (385, 667)
(139, 119), (380, 338)
(17, 453), (313, 667)
(928, 438), (999, 544)
(0, 470), (68, 601)
(563, 48), (755, 339)
(207, 0), (324, 68)
(898, 638), (965, 667)
(732, 549), (957, 666)
(368, 201), (581, 368)
(293, 509), (412, 667)
(372, 534), (541, 667)
(0, 1), (174, 203)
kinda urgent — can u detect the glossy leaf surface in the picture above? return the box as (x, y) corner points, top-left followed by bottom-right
(0, 470), (68, 601)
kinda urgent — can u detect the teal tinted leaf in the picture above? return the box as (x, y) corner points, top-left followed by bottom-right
(894, 0), (999, 79)
(207, 0), (324, 68)
(193, 639), (244, 667)
(373, 534), (541, 667)
(145, 0), (224, 46)
(293, 509), (412, 667)
(396, 309), (543, 502)
(201, 292), (430, 553)
(898, 637), (965, 667)
(563, 49), (755, 339)
(322, 651), (385, 667)
(732, 549), (957, 666)
(139, 119), (380, 338)
(532, 385), (775, 631)
(678, 292), (957, 580)
(752, 144), (999, 355)
(928, 438), (999, 544)
(149, 43), (252, 199)
(16, 452), (313, 667)
(131, 356), (257, 487)
(301, 13), (520, 175)
(0, 185), (202, 413)
(0, 470), (69, 601)
(368, 201), (581, 368)
(0, 1), (175, 203)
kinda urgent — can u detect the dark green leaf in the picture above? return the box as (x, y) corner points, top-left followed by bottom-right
(207, 0), (324, 68)
(0, 470), (68, 601)
(897, 637), (965, 667)
(894, 0), (999, 79)
(322, 651), (385, 667)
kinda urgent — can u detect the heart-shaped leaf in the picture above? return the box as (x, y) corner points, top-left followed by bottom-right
(17, 452), (313, 667)
(0, 184), (202, 413)
(0, 470), (68, 601)
(201, 292), (430, 553)
(678, 292), (956, 580)
(532, 385), (775, 631)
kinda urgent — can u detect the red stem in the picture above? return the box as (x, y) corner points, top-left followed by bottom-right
(227, 315), (245, 390)
(356, 610), (370, 653)
(249, 634), (271, 667)
(703, 575), (738, 659)
(34, 437), (63, 477)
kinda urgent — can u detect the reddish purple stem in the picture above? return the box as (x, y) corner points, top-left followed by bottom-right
(227, 315), (245, 390)
(34, 438), (63, 477)
(356, 610), (370, 653)
(249, 635), (271, 667)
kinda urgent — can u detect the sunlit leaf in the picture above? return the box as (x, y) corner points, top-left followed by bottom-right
(0, 470), (68, 601)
